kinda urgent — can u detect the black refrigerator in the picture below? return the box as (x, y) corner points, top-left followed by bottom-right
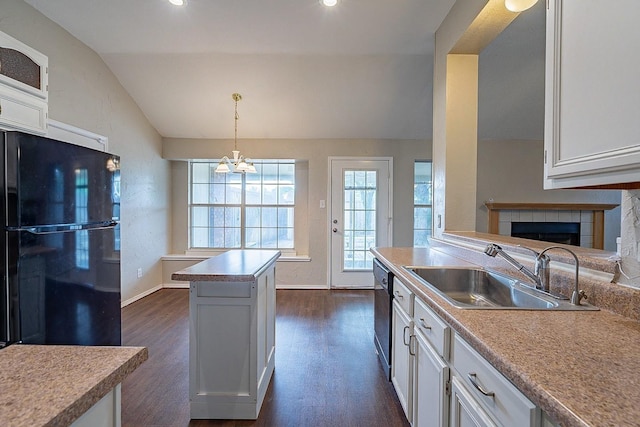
(1, 131), (121, 347)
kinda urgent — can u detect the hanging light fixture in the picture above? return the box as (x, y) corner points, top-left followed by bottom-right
(215, 93), (257, 174)
(504, 0), (538, 12)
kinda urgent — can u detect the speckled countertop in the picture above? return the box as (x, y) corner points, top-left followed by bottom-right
(0, 344), (148, 427)
(171, 249), (280, 282)
(372, 240), (640, 427)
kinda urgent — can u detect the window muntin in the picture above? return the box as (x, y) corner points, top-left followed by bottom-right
(414, 161), (433, 247)
(343, 170), (377, 270)
(189, 161), (295, 249)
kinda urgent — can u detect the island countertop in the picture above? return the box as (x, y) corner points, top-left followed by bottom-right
(0, 344), (148, 427)
(171, 250), (281, 282)
(371, 244), (640, 427)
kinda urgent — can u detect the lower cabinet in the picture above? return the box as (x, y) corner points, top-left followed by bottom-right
(389, 290), (558, 427)
(451, 335), (540, 427)
(391, 297), (413, 420)
(450, 376), (497, 427)
(413, 328), (449, 427)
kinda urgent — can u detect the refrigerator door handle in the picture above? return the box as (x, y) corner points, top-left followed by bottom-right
(7, 220), (119, 234)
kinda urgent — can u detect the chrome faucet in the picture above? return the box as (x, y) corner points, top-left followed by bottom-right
(484, 243), (586, 305)
(537, 246), (586, 305)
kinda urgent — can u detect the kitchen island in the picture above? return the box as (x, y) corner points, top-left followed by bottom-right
(172, 249), (280, 420)
(0, 344), (147, 427)
(372, 236), (640, 427)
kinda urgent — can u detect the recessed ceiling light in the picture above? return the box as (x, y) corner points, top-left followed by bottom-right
(504, 0), (538, 12)
(169, 0), (185, 6)
(321, 0), (338, 7)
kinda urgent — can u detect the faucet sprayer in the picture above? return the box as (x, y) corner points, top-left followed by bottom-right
(483, 243), (543, 289)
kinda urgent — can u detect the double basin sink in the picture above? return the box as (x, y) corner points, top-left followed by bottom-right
(403, 267), (598, 311)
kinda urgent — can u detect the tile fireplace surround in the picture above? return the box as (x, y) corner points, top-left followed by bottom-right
(484, 202), (619, 249)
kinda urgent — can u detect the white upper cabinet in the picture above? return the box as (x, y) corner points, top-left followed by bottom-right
(0, 30), (48, 134)
(544, 0), (640, 188)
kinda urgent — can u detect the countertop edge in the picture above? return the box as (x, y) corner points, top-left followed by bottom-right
(48, 346), (148, 427)
(1, 345), (149, 427)
(171, 250), (281, 282)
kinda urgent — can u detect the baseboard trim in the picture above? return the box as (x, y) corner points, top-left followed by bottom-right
(163, 283), (190, 289)
(121, 284), (163, 308)
(275, 284), (329, 290)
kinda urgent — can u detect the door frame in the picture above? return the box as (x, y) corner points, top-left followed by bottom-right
(327, 156), (393, 288)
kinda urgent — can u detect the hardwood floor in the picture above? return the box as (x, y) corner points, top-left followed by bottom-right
(121, 289), (409, 427)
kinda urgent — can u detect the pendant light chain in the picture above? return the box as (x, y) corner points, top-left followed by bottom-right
(233, 93), (240, 152)
(216, 92), (255, 173)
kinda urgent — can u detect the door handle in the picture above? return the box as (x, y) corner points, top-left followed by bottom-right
(333, 228), (338, 233)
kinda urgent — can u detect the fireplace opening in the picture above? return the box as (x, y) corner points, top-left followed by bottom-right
(511, 222), (580, 246)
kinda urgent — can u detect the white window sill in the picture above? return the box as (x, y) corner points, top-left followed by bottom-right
(162, 252), (310, 262)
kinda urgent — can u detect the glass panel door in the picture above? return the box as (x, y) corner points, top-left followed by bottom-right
(330, 158), (391, 288)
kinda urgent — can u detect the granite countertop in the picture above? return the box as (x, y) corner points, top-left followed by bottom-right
(372, 243), (640, 427)
(171, 249), (281, 282)
(0, 344), (148, 427)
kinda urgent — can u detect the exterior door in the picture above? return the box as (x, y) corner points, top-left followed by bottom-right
(329, 158), (391, 288)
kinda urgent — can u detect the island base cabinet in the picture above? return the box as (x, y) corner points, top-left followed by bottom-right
(188, 264), (276, 420)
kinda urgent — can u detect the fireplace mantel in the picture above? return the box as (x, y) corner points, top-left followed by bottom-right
(484, 202), (619, 249)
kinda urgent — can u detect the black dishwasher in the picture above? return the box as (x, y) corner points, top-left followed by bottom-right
(373, 258), (394, 380)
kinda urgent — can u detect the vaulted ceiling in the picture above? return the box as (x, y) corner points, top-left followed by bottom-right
(23, 0), (544, 141)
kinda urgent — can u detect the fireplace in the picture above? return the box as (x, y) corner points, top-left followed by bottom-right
(484, 202), (619, 249)
(511, 222), (580, 246)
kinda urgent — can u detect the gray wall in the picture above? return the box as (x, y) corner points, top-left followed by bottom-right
(0, 0), (171, 302)
(475, 140), (621, 251)
(163, 137), (430, 288)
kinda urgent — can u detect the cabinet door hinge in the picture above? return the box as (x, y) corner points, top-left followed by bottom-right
(544, 149), (547, 164)
(445, 379), (451, 396)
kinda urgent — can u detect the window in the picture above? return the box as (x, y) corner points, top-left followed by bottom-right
(190, 161), (295, 249)
(413, 161), (432, 247)
(343, 170), (377, 270)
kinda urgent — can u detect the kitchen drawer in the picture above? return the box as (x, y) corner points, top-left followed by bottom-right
(413, 297), (450, 360)
(393, 278), (413, 316)
(452, 334), (540, 427)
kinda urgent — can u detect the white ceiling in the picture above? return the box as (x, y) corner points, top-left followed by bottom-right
(23, 0), (457, 139)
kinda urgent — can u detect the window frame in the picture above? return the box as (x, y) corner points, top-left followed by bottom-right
(188, 160), (295, 251)
(413, 160), (433, 247)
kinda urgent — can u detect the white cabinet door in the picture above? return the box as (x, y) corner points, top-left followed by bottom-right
(413, 329), (449, 427)
(0, 30), (48, 135)
(391, 299), (413, 422)
(450, 377), (498, 427)
(544, 0), (640, 188)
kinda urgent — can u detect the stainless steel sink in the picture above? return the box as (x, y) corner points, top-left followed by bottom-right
(403, 267), (598, 310)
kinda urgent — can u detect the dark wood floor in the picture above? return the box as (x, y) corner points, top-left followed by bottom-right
(121, 289), (409, 427)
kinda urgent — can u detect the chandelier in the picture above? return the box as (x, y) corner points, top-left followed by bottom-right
(215, 93), (257, 173)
